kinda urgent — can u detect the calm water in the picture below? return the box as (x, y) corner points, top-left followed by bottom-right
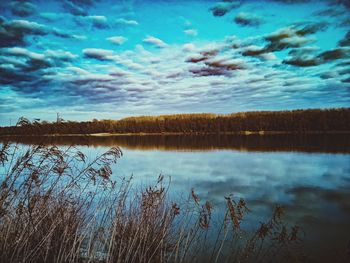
(1, 134), (350, 262)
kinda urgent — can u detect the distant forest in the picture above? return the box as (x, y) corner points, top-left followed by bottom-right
(0, 108), (349, 136)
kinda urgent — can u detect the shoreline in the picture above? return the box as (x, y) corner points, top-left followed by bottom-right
(1, 130), (350, 137)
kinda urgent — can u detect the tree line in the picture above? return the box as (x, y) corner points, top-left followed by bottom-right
(0, 108), (349, 135)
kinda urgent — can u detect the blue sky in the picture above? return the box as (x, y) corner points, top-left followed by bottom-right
(0, 0), (349, 125)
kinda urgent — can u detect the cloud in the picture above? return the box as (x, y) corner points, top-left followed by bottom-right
(88, 15), (109, 29)
(11, 1), (37, 17)
(283, 57), (321, 67)
(0, 17), (47, 47)
(264, 25), (320, 52)
(282, 46), (321, 66)
(44, 50), (78, 62)
(335, 0), (350, 9)
(39, 12), (70, 22)
(184, 29), (198, 36)
(241, 45), (266, 56)
(0, 47), (77, 92)
(107, 36), (127, 45)
(338, 31), (350, 47)
(69, 0), (96, 6)
(83, 48), (115, 60)
(288, 46), (320, 56)
(283, 47), (350, 67)
(241, 22), (327, 62)
(273, 0), (310, 3)
(73, 15), (111, 29)
(188, 53), (245, 77)
(204, 56), (245, 71)
(234, 12), (263, 27)
(318, 48), (350, 62)
(0, 16), (81, 47)
(0, 47), (76, 70)
(313, 7), (346, 17)
(210, 1), (241, 17)
(183, 43), (196, 52)
(341, 77), (350, 83)
(143, 36), (167, 48)
(62, 0), (88, 16)
(115, 18), (138, 26)
(185, 47), (220, 63)
(1, 0), (350, 121)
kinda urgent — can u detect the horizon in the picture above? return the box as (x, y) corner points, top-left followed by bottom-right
(1, 0), (350, 126)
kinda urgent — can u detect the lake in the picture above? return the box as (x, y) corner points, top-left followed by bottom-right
(1, 133), (350, 262)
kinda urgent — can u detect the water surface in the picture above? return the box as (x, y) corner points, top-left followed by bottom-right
(1, 134), (350, 262)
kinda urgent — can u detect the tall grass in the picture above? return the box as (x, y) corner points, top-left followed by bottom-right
(0, 142), (305, 263)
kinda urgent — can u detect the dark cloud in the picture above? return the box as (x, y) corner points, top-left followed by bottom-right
(185, 49), (219, 63)
(283, 57), (321, 67)
(83, 48), (114, 60)
(319, 71), (337, 79)
(89, 15), (109, 29)
(204, 57), (244, 71)
(318, 48), (350, 62)
(241, 46), (266, 56)
(338, 31), (350, 47)
(62, 0), (88, 16)
(186, 56), (208, 63)
(282, 46), (321, 66)
(288, 46), (319, 56)
(265, 22), (327, 44)
(313, 8), (346, 17)
(283, 47), (350, 68)
(0, 16), (80, 47)
(340, 18), (350, 27)
(189, 66), (230, 77)
(341, 77), (350, 83)
(282, 47), (350, 68)
(69, 0), (94, 5)
(11, 1), (37, 17)
(336, 60), (350, 67)
(295, 22), (328, 36)
(234, 12), (263, 27)
(0, 16), (47, 47)
(189, 57), (244, 77)
(62, 0), (99, 16)
(210, 0), (241, 17)
(242, 22), (327, 61)
(272, 0), (310, 3)
(338, 68), (350, 75)
(0, 48), (76, 90)
(185, 47), (245, 76)
(333, 0), (350, 9)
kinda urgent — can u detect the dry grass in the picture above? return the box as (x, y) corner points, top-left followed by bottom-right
(0, 142), (305, 263)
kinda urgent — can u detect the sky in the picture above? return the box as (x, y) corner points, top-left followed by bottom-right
(0, 0), (349, 125)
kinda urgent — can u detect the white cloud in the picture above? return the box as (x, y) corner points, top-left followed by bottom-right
(184, 29), (198, 36)
(107, 36), (127, 45)
(143, 36), (168, 48)
(115, 18), (138, 26)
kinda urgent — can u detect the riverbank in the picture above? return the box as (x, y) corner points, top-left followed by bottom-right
(1, 108), (349, 136)
(1, 130), (350, 137)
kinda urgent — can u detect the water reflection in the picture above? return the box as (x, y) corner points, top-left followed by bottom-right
(1, 133), (350, 153)
(1, 134), (350, 262)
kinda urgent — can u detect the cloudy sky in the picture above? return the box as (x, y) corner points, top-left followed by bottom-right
(0, 0), (349, 125)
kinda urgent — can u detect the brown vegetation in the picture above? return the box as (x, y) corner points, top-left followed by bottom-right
(0, 108), (349, 136)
